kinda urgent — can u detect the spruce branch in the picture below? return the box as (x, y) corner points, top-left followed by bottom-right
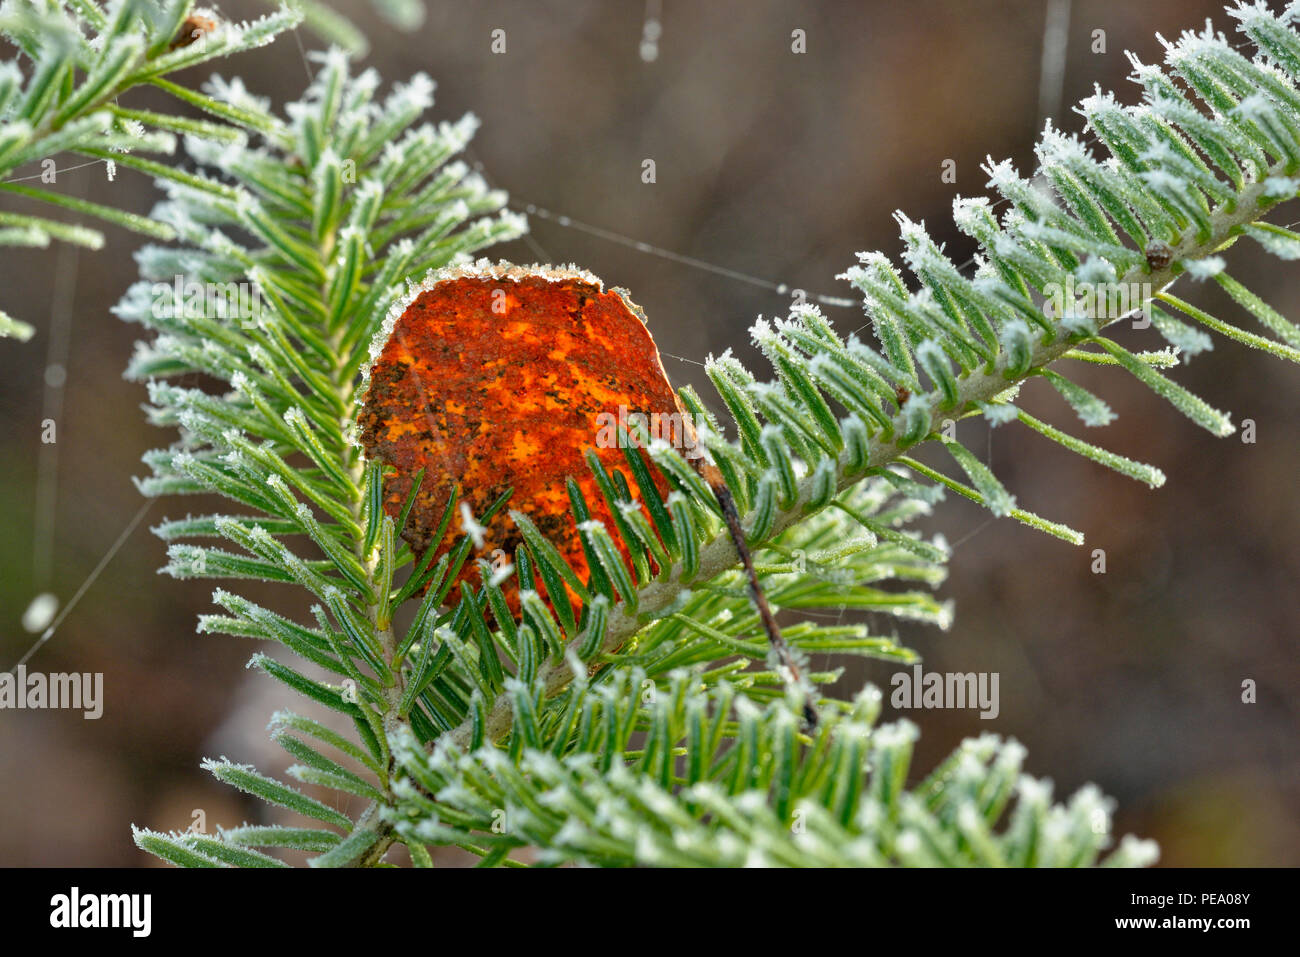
(120, 1), (1300, 867)
(119, 47), (525, 866)
(390, 679), (1159, 868)
(0, 0), (303, 338)
(438, 2), (1300, 755)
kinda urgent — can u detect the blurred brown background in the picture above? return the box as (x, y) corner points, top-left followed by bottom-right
(1, 0), (1296, 866)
